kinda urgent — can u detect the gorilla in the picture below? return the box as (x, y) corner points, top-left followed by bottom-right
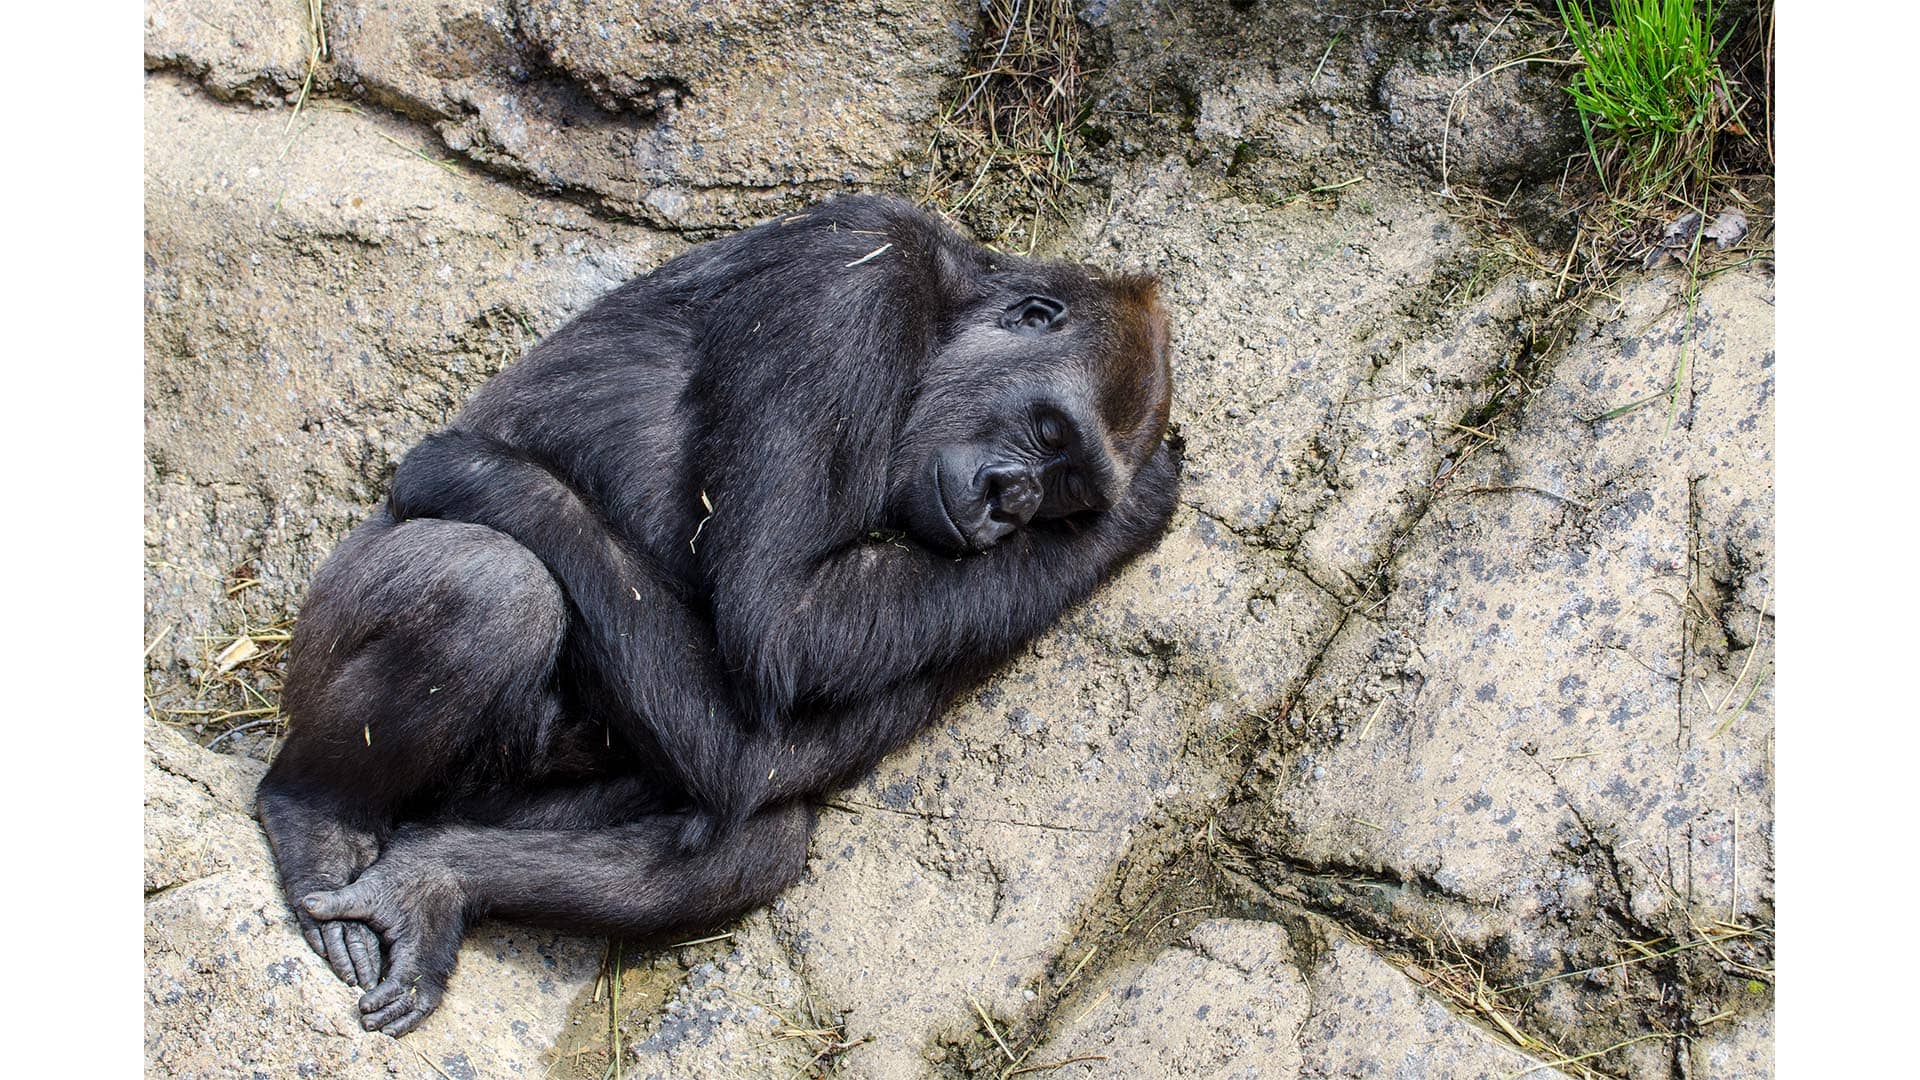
(256, 195), (1178, 1036)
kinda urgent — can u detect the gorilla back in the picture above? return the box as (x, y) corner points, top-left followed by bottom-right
(257, 194), (1179, 1036)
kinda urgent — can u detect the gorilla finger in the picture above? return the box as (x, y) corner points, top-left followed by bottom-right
(363, 991), (426, 1034)
(358, 978), (410, 1014)
(320, 921), (357, 985)
(303, 883), (377, 926)
(293, 911), (326, 959)
(345, 923), (382, 988)
(380, 1005), (432, 1039)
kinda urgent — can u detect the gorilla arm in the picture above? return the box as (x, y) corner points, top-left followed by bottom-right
(385, 429), (997, 829)
(710, 441), (1179, 717)
(388, 429), (1174, 808)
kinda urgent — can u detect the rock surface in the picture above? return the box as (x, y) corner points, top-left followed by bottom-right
(1025, 918), (1575, 1079)
(145, 1), (1773, 1076)
(147, 0), (973, 230)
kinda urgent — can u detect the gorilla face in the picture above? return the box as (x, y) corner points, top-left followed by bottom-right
(896, 273), (1172, 555)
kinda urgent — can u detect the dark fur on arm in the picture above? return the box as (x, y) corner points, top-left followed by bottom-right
(710, 442), (1179, 713)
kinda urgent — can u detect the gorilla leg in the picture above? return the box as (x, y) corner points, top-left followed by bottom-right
(387, 428), (776, 849)
(258, 515), (569, 988)
(302, 801), (816, 1036)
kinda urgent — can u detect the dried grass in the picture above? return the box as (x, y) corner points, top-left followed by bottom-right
(923, 0), (1086, 251)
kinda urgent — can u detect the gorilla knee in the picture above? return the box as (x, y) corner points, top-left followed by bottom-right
(377, 520), (568, 667)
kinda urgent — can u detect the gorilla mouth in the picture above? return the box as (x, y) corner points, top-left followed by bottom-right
(930, 465), (970, 552)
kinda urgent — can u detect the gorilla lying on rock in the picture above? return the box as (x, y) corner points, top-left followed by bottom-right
(256, 195), (1178, 1036)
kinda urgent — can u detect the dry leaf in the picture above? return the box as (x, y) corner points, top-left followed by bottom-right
(214, 636), (260, 673)
(1704, 209), (1750, 249)
(1643, 211), (1703, 269)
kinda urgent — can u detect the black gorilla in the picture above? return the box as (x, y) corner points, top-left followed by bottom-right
(256, 195), (1178, 1036)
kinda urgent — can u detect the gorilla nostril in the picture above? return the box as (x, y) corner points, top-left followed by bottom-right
(1005, 486), (1040, 522)
(981, 465), (1040, 525)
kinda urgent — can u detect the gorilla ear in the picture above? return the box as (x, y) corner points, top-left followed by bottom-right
(1000, 295), (1067, 335)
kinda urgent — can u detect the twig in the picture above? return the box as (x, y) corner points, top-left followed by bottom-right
(1501, 929), (1753, 992)
(1009, 1055), (1110, 1076)
(787, 1035), (871, 1079)
(1357, 698), (1387, 740)
(1709, 665), (1770, 738)
(844, 243), (893, 268)
(1440, 53), (1579, 193)
(608, 940), (623, 1074)
(283, 1), (328, 139)
(953, 0), (1025, 118)
(1507, 1030), (1678, 1078)
(1455, 485), (1590, 512)
(1714, 581), (1772, 711)
(1309, 30), (1345, 89)
(144, 623), (175, 660)
(1058, 946), (1098, 989)
(205, 716), (282, 749)
(971, 996), (1016, 1062)
(1070, 988), (1110, 1025)
(1729, 805), (1739, 924)
(1278, 173), (1367, 208)
(1148, 904), (1214, 934)
(208, 706), (279, 724)
(412, 1048), (458, 1080)
(373, 130), (461, 174)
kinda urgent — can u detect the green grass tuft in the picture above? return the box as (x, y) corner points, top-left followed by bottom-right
(1558, 0), (1732, 204)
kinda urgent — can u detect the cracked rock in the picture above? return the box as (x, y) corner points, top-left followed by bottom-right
(1026, 918), (1573, 1079)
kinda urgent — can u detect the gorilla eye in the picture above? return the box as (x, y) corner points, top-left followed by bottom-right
(1037, 412), (1068, 450)
(1000, 295), (1067, 335)
(1065, 473), (1088, 504)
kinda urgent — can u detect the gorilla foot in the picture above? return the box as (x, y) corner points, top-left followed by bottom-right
(257, 791), (387, 988)
(297, 909), (384, 990)
(303, 853), (467, 1038)
(354, 973), (444, 1038)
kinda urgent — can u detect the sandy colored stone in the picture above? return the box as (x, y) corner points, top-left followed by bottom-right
(145, 0), (315, 105)
(563, 915), (822, 1080)
(1688, 1005), (1774, 1079)
(1028, 919), (1310, 1079)
(1373, 21), (1584, 189)
(1228, 268), (1774, 1062)
(149, 0), (973, 229)
(143, 75), (676, 724)
(1242, 269), (1774, 918)
(1027, 918), (1573, 1079)
(145, 720), (270, 893)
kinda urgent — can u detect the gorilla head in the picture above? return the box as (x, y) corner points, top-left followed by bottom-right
(893, 260), (1172, 554)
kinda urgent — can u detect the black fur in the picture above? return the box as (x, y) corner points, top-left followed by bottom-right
(257, 195), (1178, 1036)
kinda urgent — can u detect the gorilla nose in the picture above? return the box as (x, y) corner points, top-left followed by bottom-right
(979, 463), (1042, 526)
